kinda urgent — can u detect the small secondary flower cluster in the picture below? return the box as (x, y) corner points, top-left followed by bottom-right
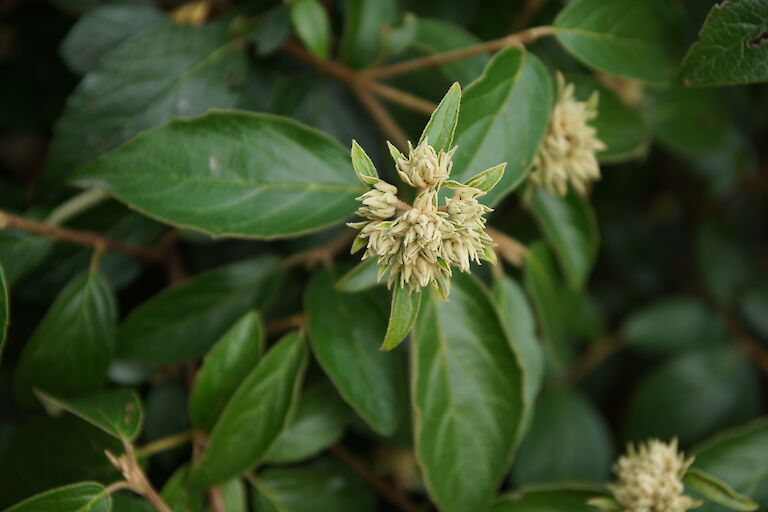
(349, 139), (503, 295)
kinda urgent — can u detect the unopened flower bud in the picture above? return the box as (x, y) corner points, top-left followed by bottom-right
(356, 181), (399, 220)
(396, 140), (454, 189)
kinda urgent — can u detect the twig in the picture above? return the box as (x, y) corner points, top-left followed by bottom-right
(721, 307), (768, 376)
(353, 85), (410, 151)
(329, 444), (421, 512)
(106, 442), (173, 512)
(284, 229), (357, 269)
(566, 335), (623, 384)
(46, 189), (109, 226)
(265, 314), (306, 336)
(135, 430), (194, 459)
(485, 226), (528, 267)
(0, 210), (161, 262)
(364, 25), (556, 80)
(510, 0), (549, 31)
(283, 40), (357, 84)
(367, 82), (436, 115)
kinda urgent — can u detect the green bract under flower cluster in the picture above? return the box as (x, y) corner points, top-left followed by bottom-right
(348, 139), (505, 296)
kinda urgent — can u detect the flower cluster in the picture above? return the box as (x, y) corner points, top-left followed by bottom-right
(606, 439), (699, 512)
(349, 139), (498, 295)
(530, 73), (606, 196)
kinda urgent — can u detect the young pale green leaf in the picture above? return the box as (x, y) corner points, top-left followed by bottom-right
(14, 272), (116, 404)
(335, 259), (380, 293)
(464, 163), (506, 192)
(680, 0), (768, 86)
(117, 256), (281, 366)
(512, 389), (612, 485)
(4, 482), (111, 512)
(491, 486), (610, 512)
(451, 47), (552, 206)
(35, 389), (143, 442)
(528, 187), (599, 290)
(266, 382), (349, 464)
(47, 24), (248, 183)
(419, 82), (461, 154)
(554, 0), (682, 84)
(412, 274), (524, 512)
(0, 264), (7, 362)
(411, 18), (489, 85)
(76, 112), (364, 239)
(290, 0), (331, 59)
(189, 332), (308, 488)
(381, 286), (421, 351)
(350, 139), (379, 185)
(305, 270), (403, 435)
(339, 0), (398, 68)
(189, 311), (264, 431)
(683, 468), (758, 511)
(382, 12), (417, 57)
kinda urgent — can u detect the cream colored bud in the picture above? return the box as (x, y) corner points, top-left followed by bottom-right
(355, 180), (399, 220)
(396, 140), (453, 189)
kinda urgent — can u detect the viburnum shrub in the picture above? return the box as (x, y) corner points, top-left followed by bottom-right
(1, 0), (767, 511)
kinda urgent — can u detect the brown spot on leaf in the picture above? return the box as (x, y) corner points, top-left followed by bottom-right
(747, 29), (768, 49)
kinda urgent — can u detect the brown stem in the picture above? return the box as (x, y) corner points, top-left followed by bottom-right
(0, 210), (161, 262)
(135, 430), (194, 458)
(566, 335), (623, 384)
(485, 226), (528, 267)
(353, 85), (410, 151)
(283, 40), (357, 84)
(283, 229), (357, 269)
(106, 443), (173, 512)
(208, 487), (226, 512)
(265, 313), (306, 336)
(721, 307), (768, 376)
(364, 25), (556, 80)
(367, 81), (436, 115)
(510, 0), (549, 31)
(329, 444), (421, 512)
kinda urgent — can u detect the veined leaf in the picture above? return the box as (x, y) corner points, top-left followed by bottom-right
(419, 82), (461, 154)
(4, 482), (110, 512)
(381, 286), (421, 351)
(683, 468), (758, 511)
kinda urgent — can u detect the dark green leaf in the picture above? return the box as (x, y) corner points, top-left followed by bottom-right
(419, 82), (461, 154)
(305, 270), (403, 435)
(741, 285), (768, 344)
(554, 0), (682, 84)
(491, 486), (609, 512)
(683, 467), (758, 511)
(161, 465), (204, 512)
(382, 13), (417, 57)
(680, 0), (768, 86)
(117, 256), (281, 366)
(513, 389), (612, 485)
(290, 0), (331, 59)
(189, 311), (264, 431)
(60, 4), (167, 74)
(4, 482), (110, 512)
(529, 188), (599, 290)
(451, 47), (552, 205)
(47, 24), (248, 183)
(189, 332), (308, 487)
(335, 259), (380, 293)
(0, 265), (7, 362)
(14, 272), (116, 403)
(249, 4), (292, 56)
(411, 18), (488, 85)
(381, 286), (421, 351)
(219, 478), (247, 512)
(339, 0), (398, 68)
(76, 112), (364, 238)
(412, 274), (524, 512)
(266, 382), (349, 464)
(0, 230), (51, 284)
(696, 223), (755, 305)
(35, 389), (143, 442)
(112, 495), (154, 512)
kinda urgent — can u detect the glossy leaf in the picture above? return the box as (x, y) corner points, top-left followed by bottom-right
(680, 0), (768, 86)
(465, 163), (506, 192)
(554, 0), (681, 84)
(76, 112), (364, 238)
(305, 270), (403, 435)
(0, 230), (51, 284)
(219, 478), (247, 512)
(381, 287), (421, 351)
(35, 389), (143, 442)
(290, 0), (331, 59)
(339, 0), (398, 68)
(419, 82), (461, 154)
(412, 274), (524, 512)
(0, 265), (7, 362)
(47, 24), (248, 183)
(350, 139), (379, 184)
(266, 382), (349, 464)
(491, 486), (608, 512)
(117, 256), (281, 366)
(4, 482), (110, 512)
(14, 272), (116, 403)
(335, 259), (380, 293)
(411, 18), (488, 85)
(683, 468), (758, 511)
(451, 47), (552, 206)
(189, 311), (264, 431)
(188, 332), (308, 487)
(529, 188), (599, 290)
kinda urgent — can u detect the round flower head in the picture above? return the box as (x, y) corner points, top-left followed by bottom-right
(530, 73), (606, 196)
(443, 185), (495, 272)
(396, 139), (455, 189)
(608, 439), (699, 512)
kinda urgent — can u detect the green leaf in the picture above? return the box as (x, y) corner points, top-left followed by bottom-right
(117, 256), (281, 366)
(680, 0), (768, 86)
(189, 311), (264, 431)
(624, 347), (760, 445)
(161, 465), (204, 512)
(741, 285), (768, 344)
(350, 140), (379, 185)
(35, 389), (143, 442)
(112, 495), (154, 512)
(14, 272), (116, 404)
(335, 259), (380, 293)
(529, 188), (599, 290)
(4, 482), (110, 512)
(621, 297), (726, 354)
(219, 478), (247, 512)
(339, 0), (398, 68)
(696, 223), (755, 305)
(381, 287), (421, 351)
(60, 3), (167, 74)
(411, 18), (488, 85)
(491, 486), (609, 512)
(251, 460), (377, 511)
(188, 332), (308, 487)
(47, 24), (248, 183)
(76, 112), (364, 239)
(248, 4), (292, 56)
(565, 74), (649, 162)
(451, 47), (552, 206)
(290, 0), (331, 59)
(683, 468), (758, 511)
(0, 229), (51, 284)
(554, 0), (682, 84)
(465, 163), (506, 193)
(266, 382), (349, 464)
(419, 82), (461, 154)
(382, 13), (417, 57)
(412, 274), (524, 512)
(0, 265), (7, 363)
(691, 418), (768, 512)
(305, 270), (403, 435)
(512, 389), (612, 485)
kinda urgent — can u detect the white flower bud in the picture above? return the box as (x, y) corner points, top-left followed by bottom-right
(355, 180), (399, 220)
(396, 140), (454, 189)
